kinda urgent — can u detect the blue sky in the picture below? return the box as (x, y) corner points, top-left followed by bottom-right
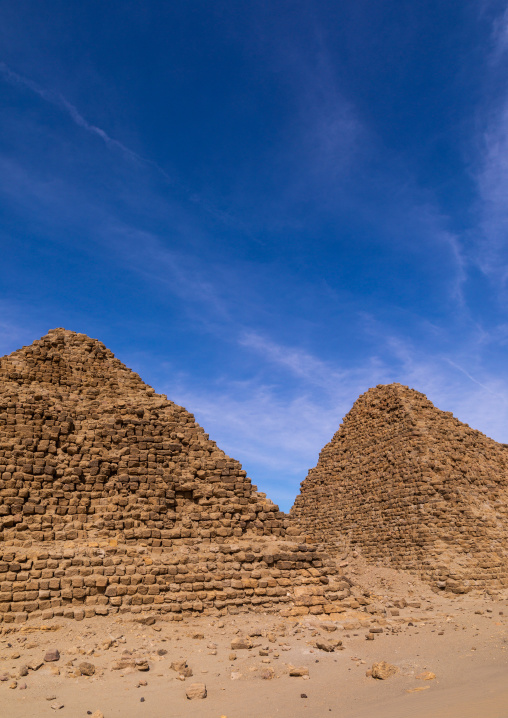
(1, 1), (508, 510)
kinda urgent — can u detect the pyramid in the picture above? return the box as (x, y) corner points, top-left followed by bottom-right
(290, 383), (508, 594)
(0, 329), (350, 622)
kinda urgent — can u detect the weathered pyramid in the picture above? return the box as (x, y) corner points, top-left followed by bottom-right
(291, 383), (508, 594)
(0, 329), (350, 622)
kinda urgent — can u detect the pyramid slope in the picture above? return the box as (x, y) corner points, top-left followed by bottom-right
(0, 328), (286, 544)
(290, 383), (508, 593)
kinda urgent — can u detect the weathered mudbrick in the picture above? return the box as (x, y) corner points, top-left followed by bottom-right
(291, 383), (508, 594)
(0, 329), (350, 621)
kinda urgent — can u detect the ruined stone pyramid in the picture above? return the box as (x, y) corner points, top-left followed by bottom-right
(0, 329), (349, 622)
(291, 383), (508, 594)
(0, 328), (285, 544)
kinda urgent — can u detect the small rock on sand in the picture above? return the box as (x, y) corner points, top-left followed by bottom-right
(371, 661), (398, 680)
(231, 637), (252, 650)
(170, 660), (192, 677)
(185, 682), (207, 700)
(45, 650), (60, 662)
(260, 668), (275, 680)
(79, 662), (96, 676)
(416, 671), (436, 680)
(289, 666), (309, 677)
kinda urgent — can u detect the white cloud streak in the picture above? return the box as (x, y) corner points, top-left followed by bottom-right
(470, 6), (508, 286)
(0, 61), (172, 181)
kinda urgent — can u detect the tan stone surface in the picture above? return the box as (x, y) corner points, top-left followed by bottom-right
(291, 383), (508, 593)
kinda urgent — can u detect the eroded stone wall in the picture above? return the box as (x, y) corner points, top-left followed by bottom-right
(0, 540), (350, 624)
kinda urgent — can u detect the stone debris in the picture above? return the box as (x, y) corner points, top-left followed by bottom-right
(291, 383), (508, 593)
(260, 667), (275, 680)
(170, 659), (192, 677)
(288, 665), (309, 677)
(0, 329), (350, 623)
(78, 661), (96, 676)
(230, 636), (252, 650)
(370, 661), (398, 680)
(185, 682), (207, 699)
(314, 639), (342, 652)
(28, 661), (43, 671)
(44, 649), (60, 662)
(416, 671), (436, 680)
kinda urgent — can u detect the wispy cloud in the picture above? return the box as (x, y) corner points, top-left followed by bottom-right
(239, 331), (349, 388)
(490, 5), (508, 62)
(469, 6), (508, 286)
(103, 223), (232, 322)
(0, 61), (172, 181)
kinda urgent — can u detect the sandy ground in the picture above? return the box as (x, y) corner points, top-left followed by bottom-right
(1, 564), (507, 718)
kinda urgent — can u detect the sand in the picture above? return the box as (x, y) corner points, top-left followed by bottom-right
(1, 564), (507, 718)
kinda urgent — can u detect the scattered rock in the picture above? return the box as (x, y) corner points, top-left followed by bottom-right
(289, 666), (309, 677)
(315, 641), (335, 652)
(79, 662), (96, 676)
(321, 623), (337, 632)
(44, 649), (61, 662)
(371, 661), (398, 680)
(406, 686), (430, 693)
(416, 671), (436, 680)
(185, 682), (207, 700)
(135, 616), (156, 626)
(28, 661), (44, 671)
(231, 636), (252, 650)
(170, 660), (192, 677)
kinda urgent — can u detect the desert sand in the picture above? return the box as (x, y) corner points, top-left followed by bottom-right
(2, 561), (507, 718)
